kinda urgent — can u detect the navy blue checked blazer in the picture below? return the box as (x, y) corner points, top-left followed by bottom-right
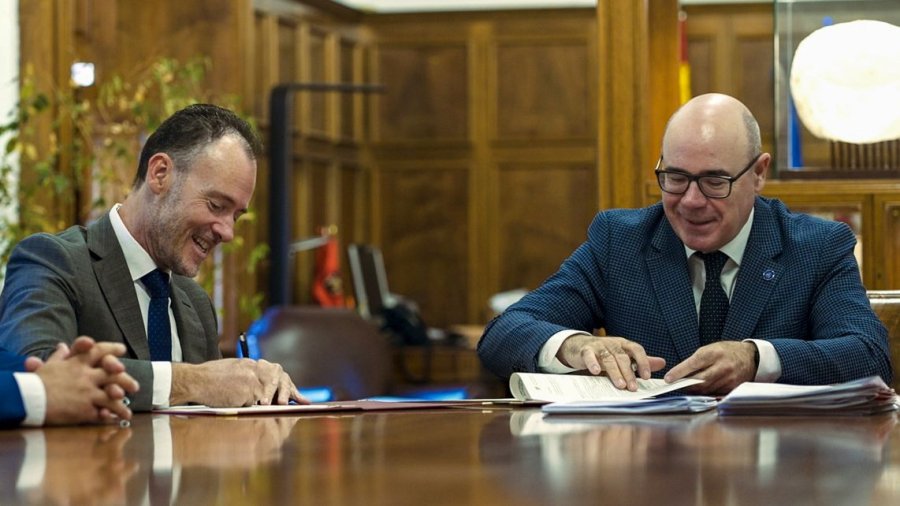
(0, 350), (28, 428)
(478, 197), (893, 386)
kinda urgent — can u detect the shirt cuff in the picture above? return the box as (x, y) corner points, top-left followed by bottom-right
(13, 372), (47, 427)
(538, 330), (589, 373)
(151, 361), (173, 409)
(745, 339), (782, 382)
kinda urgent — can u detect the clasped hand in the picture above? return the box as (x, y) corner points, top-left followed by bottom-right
(557, 335), (757, 394)
(29, 336), (140, 425)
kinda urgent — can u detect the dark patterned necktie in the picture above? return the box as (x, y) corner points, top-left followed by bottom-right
(141, 269), (172, 361)
(698, 251), (729, 346)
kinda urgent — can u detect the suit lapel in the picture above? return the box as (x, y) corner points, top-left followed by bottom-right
(87, 215), (151, 360)
(171, 279), (206, 362)
(723, 200), (783, 341)
(647, 219), (699, 362)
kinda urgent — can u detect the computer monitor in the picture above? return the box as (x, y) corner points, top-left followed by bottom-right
(347, 244), (393, 320)
(347, 244), (430, 346)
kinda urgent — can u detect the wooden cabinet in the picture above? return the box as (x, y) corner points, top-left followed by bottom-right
(768, 181), (900, 290)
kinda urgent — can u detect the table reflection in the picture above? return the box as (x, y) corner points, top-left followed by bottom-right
(1, 408), (897, 506)
(0, 425), (137, 505)
(481, 410), (897, 505)
(0, 415), (299, 505)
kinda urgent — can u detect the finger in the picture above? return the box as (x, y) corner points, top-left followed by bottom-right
(103, 401), (133, 421)
(99, 354), (127, 375)
(24, 356), (43, 372)
(105, 383), (126, 400)
(582, 348), (603, 375)
(274, 374), (295, 405)
(106, 371), (140, 394)
(648, 357), (667, 372)
(596, 348), (628, 389)
(47, 342), (71, 362)
(611, 349), (640, 391)
(77, 342), (128, 367)
(90, 342), (128, 359)
(664, 352), (708, 383)
(98, 408), (118, 425)
(70, 336), (96, 355)
(258, 362), (281, 406)
(94, 392), (133, 421)
(625, 342), (653, 381)
(292, 389), (311, 405)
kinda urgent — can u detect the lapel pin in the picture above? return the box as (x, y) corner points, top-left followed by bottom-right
(762, 269), (776, 281)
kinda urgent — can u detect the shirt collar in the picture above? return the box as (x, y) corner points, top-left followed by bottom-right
(683, 207), (754, 266)
(108, 204), (167, 282)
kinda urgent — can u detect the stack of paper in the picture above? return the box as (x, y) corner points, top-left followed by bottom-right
(542, 396), (717, 415)
(509, 372), (713, 415)
(717, 376), (899, 416)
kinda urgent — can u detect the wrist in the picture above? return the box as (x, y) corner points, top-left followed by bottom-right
(169, 362), (199, 405)
(750, 342), (760, 375)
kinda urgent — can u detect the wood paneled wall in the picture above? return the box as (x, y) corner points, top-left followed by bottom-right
(17, 0), (681, 334)
(367, 10), (599, 327)
(683, 3), (775, 156)
(19, 0), (259, 347)
(250, 1), (371, 312)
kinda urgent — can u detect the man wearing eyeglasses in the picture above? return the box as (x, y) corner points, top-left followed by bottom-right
(478, 93), (892, 395)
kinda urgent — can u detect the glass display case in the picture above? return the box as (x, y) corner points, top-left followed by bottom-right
(774, 0), (900, 176)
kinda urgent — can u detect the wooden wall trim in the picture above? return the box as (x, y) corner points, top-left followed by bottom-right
(596, 0), (679, 211)
(596, 0), (648, 210)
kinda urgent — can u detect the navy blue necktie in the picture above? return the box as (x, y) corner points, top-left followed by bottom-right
(698, 251), (730, 346)
(141, 269), (172, 361)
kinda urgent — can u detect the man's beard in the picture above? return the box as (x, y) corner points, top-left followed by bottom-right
(149, 182), (202, 278)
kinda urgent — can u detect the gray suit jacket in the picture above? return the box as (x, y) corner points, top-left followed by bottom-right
(0, 214), (221, 410)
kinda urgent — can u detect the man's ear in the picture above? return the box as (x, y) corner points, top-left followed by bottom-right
(145, 153), (175, 195)
(754, 153), (770, 193)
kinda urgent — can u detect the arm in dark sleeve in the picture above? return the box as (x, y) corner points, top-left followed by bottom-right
(771, 224), (893, 385)
(478, 214), (610, 379)
(0, 373), (26, 428)
(0, 234), (156, 410)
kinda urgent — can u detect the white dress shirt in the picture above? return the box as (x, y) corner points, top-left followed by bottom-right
(109, 204), (180, 408)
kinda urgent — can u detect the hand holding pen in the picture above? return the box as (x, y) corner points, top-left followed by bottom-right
(238, 332), (250, 358)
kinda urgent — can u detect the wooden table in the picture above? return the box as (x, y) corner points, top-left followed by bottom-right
(1, 408), (898, 505)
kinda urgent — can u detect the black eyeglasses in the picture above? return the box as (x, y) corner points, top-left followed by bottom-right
(655, 154), (761, 199)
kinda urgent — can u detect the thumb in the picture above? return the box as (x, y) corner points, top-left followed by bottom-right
(24, 356), (44, 372)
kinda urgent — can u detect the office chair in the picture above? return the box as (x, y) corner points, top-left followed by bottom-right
(248, 306), (393, 401)
(868, 290), (900, 391)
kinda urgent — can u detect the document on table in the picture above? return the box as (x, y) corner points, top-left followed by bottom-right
(717, 375), (899, 416)
(509, 372), (703, 403)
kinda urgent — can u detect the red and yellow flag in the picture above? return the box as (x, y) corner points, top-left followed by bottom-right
(311, 227), (346, 307)
(678, 10), (692, 104)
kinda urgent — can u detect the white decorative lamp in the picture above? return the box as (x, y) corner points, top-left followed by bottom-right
(790, 20), (900, 144)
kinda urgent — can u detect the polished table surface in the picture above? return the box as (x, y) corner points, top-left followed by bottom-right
(1, 407), (899, 505)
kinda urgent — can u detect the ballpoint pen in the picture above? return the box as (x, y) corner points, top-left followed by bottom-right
(238, 332), (250, 358)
